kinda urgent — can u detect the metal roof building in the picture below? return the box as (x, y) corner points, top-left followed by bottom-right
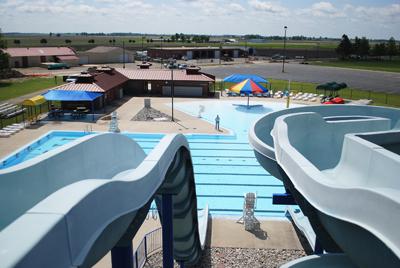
(1, 47), (79, 68)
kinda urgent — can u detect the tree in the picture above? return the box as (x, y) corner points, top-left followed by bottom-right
(353, 36), (361, 56)
(65, 39), (72, 44)
(56, 33), (61, 37)
(371, 43), (386, 59)
(0, 30), (9, 76)
(358, 37), (370, 58)
(13, 39), (21, 45)
(40, 38), (47, 44)
(387, 37), (397, 60)
(336, 34), (352, 59)
(88, 39), (95, 44)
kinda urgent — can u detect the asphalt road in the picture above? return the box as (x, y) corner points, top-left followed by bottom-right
(202, 62), (400, 93)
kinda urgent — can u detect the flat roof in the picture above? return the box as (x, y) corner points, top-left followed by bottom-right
(117, 69), (215, 82)
(2, 47), (76, 57)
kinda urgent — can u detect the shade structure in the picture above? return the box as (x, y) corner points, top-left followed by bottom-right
(316, 82), (347, 95)
(230, 79), (268, 108)
(223, 74), (268, 83)
(42, 90), (102, 121)
(22, 95), (46, 106)
(230, 79), (268, 94)
(42, 90), (102, 101)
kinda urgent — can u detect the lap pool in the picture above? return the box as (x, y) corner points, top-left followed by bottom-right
(0, 100), (301, 217)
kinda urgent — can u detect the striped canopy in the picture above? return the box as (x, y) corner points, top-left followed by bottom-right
(230, 79), (268, 94)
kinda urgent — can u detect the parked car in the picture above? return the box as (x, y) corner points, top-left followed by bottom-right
(178, 64), (188, 69)
(47, 63), (70, 70)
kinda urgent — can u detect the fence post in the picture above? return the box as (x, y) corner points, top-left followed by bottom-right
(135, 250), (139, 268)
(144, 236), (148, 262)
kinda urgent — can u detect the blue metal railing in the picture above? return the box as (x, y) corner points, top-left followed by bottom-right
(132, 227), (162, 268)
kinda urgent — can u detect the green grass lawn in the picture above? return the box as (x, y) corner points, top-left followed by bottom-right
(216, 79), (400, 108)
(310, 59), (400, 73)
(0, 77), (63, 102)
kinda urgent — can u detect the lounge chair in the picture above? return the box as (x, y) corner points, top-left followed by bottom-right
(0, 129), (17, 135)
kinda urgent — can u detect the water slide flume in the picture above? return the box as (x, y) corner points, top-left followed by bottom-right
(249, 105), (400, 267)
(0, 133), (207, 267)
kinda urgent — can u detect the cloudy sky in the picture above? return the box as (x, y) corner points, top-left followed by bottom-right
(0, 0), (399, 39)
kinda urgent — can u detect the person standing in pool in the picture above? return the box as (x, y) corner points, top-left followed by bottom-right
(215, 115), (220, 131)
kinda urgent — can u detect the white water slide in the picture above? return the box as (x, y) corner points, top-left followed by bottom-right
(249, 105), (400, 267)
(0, 133), (208, 267)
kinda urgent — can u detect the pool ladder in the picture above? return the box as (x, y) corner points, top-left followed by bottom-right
(84, 124), (93, 134)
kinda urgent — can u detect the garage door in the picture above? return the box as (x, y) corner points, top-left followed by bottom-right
(79, 56), (89, 65)
(162, 86), (203, 97)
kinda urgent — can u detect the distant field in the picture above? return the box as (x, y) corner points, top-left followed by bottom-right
(0, 77), (62, 102)
(236, 41), (337, 50)
(310, 59), (400, 73)
(4, 34), (337, 51)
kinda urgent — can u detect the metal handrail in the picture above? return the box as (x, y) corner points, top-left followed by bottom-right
(133, 227), (162, 268)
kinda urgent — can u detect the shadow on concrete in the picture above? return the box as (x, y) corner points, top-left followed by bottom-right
(248, 226), (268, 240)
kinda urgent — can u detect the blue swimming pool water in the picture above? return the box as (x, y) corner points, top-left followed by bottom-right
(0, 100), (301, 217)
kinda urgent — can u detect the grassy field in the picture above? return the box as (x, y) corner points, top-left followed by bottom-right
(4, 34), (338, 51)
(0, 77), (63, 102)
(236, 41), (337, 50)
(217, 79), (400, 108)
(310, 59), (400, 73)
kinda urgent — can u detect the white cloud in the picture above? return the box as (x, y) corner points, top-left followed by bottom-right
(345, 3), (400, 23)
(0, 0), (399, 38)
(229, 3), (245, 12)
(248, 0), (288, 14)
(298, 1), (344, 18)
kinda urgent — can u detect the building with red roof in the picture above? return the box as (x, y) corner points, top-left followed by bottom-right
(47, 66), (215, 110)
(1, 47), (79, 68)
(118, 67), (215, 97)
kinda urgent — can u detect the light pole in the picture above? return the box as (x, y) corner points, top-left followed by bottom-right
(122, 41), (125, 69)
(160, 36), (164, 69)
(171, 68), (174, 122)
(282, 26), (287, 73)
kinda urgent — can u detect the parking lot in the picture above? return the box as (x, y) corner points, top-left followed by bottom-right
(14, 60), (400, 94)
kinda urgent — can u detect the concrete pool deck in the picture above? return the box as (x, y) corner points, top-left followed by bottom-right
(0, 96), (311, 159)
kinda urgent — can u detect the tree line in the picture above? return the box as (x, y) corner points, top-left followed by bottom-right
(336, 34), (399, 60)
